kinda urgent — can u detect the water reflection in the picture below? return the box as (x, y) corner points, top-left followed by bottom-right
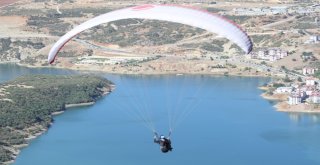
(287, 112), (320, 125)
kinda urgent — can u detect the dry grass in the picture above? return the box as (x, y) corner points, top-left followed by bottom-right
(0, 0), (20, 8)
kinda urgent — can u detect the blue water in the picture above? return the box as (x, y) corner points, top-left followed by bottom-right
(1, 64), (320, 165)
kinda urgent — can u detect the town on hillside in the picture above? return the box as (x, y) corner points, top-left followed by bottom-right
(264, 65), (320, 112)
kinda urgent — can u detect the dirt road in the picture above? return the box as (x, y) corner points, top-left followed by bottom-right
(261, 16), (296, 30)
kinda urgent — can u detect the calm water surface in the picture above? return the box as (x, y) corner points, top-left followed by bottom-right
(1, 64), (320, 165)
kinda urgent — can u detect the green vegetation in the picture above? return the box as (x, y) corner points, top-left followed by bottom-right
(27, 15), (71, 36)
(251, 35), (273, 45)
(293, 22), (318, 29)
(1, 7), (111, 18)
(302, 52), (313, 57)
(82, 19), (204, 47)
(283, 75), (292, 82)
(230, 43), (242, 52)
(0, 75), (113, 163)
(201, 41), (225, 52)
(244, 67), (252, 71)
(179, 39), (226, 52)
(314, 71), (320, 79)
(224, 15), (253, 24)
(220, 56), (229, 59)
(280, 66), (289, 73)
(55, 8), (113, 18)
(0, 147), (12, 162)
(0, 8), (55, 16)
(0, 38), (46, 62)
(13, 40), (45, 50)
(301, 52), (315, 62)
(0, 38), (12, 52)
(266, 88), (274, 95)
(58, 51), (77, 58)
(226, 63), (237, 68)
(272, 83), (285, 88)
(20, 57), (38, 66)
(0, 6), (112, 36)
(206, 7), (225, 13)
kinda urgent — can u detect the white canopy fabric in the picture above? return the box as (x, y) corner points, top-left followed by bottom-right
(48, 4), (253, 64)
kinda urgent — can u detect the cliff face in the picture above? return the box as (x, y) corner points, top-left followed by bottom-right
(0, 75), (113, 164)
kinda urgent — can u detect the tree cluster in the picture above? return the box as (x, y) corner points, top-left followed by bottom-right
(0, 75), (113, 163)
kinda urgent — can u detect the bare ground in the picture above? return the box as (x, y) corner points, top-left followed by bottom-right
(261, 93), (288, 101)
(0, 0), (21, 8)
(276, 102), (320, 113)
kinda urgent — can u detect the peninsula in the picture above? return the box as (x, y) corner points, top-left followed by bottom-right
(0, 75), (113, 164)
(260, 73), (320, 113)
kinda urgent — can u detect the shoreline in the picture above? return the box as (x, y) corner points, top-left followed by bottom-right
(2, 85), (113, 165)
(260, 93), (287, 101)
(275, 102), (320, 113)
(2, 101), (101, 165)
(65, 102), (95, 108)
(51, 101), (98, 116)
(0, 63), (272, 164)
(0, 62), (273, 78)
(2, 127), (47, 165)
(260, 88), (320, 113)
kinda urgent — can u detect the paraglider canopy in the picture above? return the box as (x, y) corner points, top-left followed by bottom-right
(48, 4), (253, 64)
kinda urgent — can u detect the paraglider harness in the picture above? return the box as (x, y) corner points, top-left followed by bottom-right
(154, 132), (173, 153)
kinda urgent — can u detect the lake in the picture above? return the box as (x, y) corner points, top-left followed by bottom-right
(1, 64), (320, 165)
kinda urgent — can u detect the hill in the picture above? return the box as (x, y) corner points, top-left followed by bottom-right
(0, 0), (319, 75)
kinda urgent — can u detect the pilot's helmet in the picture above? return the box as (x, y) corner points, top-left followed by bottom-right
(160, 135), (165, 139)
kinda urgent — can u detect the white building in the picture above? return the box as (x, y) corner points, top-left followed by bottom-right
(291, 84), (299, 89)
(305, 36), (320, 44)
(269, 55), (278, 62)
(306, 77), (317, 86)
(248, 52), (258, 59)
(305, 86), (316, 96)
(270, 6), (288, 14)
(311, 36), (320, 43)
(303, 67), (316, 75)
(310, 92), (320, 104)
(252, 48), (288, 62)
(269, 49), (276, 56)
(275, 87), (293, 94)
(258, 50), (267, 58)
(233, 6), (288, 16)
(300, 90), (307, 98)
(278, 50), (288, 58)
(288, 93), (302, 105)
